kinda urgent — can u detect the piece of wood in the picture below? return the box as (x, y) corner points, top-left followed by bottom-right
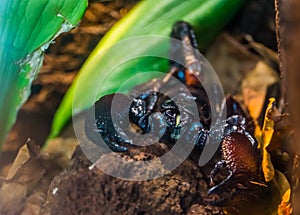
(276, 0), (300, 213)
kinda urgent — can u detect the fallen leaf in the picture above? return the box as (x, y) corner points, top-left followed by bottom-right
(0, 137), (79, 214)
(242, 61), (279, 121)
(278, 189), (292, 215)
(270, 171), (292, 215)
(0, 139), (44, 212)
(258, 98), (276, 182)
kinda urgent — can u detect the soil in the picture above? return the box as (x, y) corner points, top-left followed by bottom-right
(41, 146), (224, 215)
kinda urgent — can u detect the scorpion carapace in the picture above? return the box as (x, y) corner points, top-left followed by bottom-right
(85, 21), (212, 152)
(85, 21), (267, 206)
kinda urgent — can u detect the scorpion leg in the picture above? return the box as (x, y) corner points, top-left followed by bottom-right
(85, 93), (132, 152)
(208, 171), (236, 195)
(225, 96), (255, 134)
(182, 121), (208, 147)
(208, 160), (226, 186)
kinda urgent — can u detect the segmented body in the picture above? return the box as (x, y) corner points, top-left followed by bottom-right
(85, 21), (266, 206)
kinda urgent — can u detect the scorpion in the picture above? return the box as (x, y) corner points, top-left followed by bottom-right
(85, 21), (267, 205)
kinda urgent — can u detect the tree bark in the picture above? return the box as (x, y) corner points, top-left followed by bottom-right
(275, 0), (300, 213)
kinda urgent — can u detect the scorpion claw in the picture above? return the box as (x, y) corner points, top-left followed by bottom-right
(207, 184), (221, 195)
(207, 173), (266, 206)
(85, 113), (132, 152)
(85, 93), (132, 152)
(208, 173), (243, 195)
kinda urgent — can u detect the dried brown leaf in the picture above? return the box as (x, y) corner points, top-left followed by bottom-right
(242, 61), (279, 120)
(278, 189), (292, 215)
(0, 140), (44, 212)
(271, 171), (292, 215)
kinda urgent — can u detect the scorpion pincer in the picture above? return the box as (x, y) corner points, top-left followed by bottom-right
(85, 21), (267, 206)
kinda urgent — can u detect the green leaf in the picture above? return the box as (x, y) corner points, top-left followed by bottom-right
(0, 0), (88, 146)
(49, 0), (245, 138)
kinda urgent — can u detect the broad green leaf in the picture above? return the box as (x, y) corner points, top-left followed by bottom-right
(50, 0), (245, 138)
(0, 0), (88, 146)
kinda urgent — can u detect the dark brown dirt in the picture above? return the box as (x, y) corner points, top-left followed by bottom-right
(42, 145), (224, 215)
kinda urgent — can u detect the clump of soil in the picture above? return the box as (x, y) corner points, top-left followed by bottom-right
(42, 145), (223, 215)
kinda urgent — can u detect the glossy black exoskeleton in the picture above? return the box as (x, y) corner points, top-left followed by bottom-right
(207, 96), (267, 206)
(85, 21), (211, 152)
(85, 21), (267, 206)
